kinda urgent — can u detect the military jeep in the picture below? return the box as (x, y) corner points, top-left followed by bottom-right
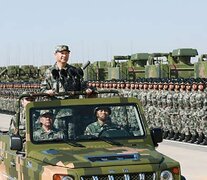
(0, 91), (184, 180)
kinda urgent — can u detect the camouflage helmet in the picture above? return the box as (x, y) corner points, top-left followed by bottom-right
(22, 91), (30, 95)
(56, 109), (73, 119)
(94, 106), (111, 115)
(22, 91), (35, 101)
(39, 110), (53, 117)
(54, 45), (70, 53)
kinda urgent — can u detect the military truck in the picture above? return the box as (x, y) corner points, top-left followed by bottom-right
(0, 91), (184, 180)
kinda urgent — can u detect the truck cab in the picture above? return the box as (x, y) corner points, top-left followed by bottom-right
(0, 92), (183, 180)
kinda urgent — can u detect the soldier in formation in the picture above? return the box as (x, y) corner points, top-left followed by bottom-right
(87, 78), (207, 145)
(0, 73), (207, 145)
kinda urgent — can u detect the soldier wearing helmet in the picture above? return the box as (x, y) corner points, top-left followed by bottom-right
(84, 106), (116, 136)
(33, 110), (65, 141)
(9, 92), (35, 135)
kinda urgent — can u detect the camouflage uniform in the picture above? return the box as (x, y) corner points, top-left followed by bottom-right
(161, 87), (168, 107)
(140, 89), (148, 108)
(183, 88), (191, 110)
(176, 86), (185, 140)
(195, 89), (205, 109)
(146, 86), (153, 106)
(187, 82), (199, 143)
(154, 107), (162, 129)
(9, 106), (31, 136)
(33, 127), (64, 141)
(131, 86), (139, 100)
(122, 87), (130, 98)
(84, 121), (117, 137)
(188, 106), (198, 143)
(165, 87), (174, 137)
(166, 91), (173, 107)
(151, 88), (158, 107)
(110, 106), (127, 126)
(194, 92), (207, 144)
(146, 105), (157, 129)
(178, 105), (186, 141)
(152, 82), (162, 129)
(189, 91), (196, 108)
(116, 81), (125, 97)
(178, 89), (185, 110)
(163, 102), (174, 138)
(171, 88), (182, 139)
(41, 63), (84, 93)
(181, 105), (192, 141)
(147, 83), (158, 129)
(157, 82), (164, 107)
(33, 110), (65, 141)
(126, 106), (139, 131)
(54, 109), (75, 139)
(200, 114), (207, 145)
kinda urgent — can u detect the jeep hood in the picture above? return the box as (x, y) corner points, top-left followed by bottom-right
(29, 146), (164, 168)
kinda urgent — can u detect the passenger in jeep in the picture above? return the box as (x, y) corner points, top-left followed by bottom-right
(33, 110), (65, 141)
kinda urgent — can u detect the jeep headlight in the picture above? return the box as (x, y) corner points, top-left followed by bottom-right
(160, 170), (173, 180)
(53, 174), (74, 180)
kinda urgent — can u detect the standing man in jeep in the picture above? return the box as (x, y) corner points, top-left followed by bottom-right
(41, 45), (92, 95)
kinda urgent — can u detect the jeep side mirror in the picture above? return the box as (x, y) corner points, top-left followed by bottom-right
(10, 135), (23, 151)
(150, 128), (163, 147)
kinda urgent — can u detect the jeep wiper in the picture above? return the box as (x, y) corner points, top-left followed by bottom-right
(63, 139), (85, 147)
(74, 135), (122, 146)
(98, 137), (122, 146)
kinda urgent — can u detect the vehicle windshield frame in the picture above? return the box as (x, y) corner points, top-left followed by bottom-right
(29, 102), (146, 144)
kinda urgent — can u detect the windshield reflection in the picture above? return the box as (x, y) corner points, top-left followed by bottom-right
(31, 104), (144, 143)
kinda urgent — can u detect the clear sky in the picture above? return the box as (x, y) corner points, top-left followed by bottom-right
(0, 0), (206, 67)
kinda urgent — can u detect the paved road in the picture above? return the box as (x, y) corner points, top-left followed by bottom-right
(157, 140), (207, 180)
(0, 113), (12, 130)
(1, 113), (207, 179)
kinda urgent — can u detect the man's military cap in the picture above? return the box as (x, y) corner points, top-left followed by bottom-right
(54, 45), (70, 53)
(94, 106), (111, 115)
(22, 91), (35, 101)
(40, 110), (53, 117)
(56, 109), (73, 118)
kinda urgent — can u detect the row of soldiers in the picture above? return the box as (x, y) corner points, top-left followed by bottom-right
(90, 78), (207, 145)
(0, 78), (207, 145)
(0, 83), (41, 114)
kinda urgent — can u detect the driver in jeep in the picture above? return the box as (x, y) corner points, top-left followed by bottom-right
(84, 106), (117, 136)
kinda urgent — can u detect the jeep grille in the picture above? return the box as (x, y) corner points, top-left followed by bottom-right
(81, 172), (156, 180)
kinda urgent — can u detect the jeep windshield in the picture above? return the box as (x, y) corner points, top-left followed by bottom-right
(30, 103), (145, 143)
